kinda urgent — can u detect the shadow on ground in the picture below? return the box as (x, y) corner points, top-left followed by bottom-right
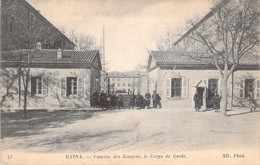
(1, 110), (94, 138)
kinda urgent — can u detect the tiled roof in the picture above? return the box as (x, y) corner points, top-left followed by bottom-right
(1, 49), (99, 64)
(150, 51), (259, 65)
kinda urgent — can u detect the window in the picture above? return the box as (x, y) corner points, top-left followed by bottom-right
(128, 83), (131, 87)
(118, 83), (120, 87)
(61, 77), (83, 97)
(236, 79), (259, 99)
(172, 78), (182, 97)
(245, 79), (254, 99)
(67, 77), (77, 96)
(208, 79), (218, 97)
(31, 76), (42, 95)
(166, 78), (188, 98)
(31, 76), (47, 96)
(118, 78), (120, 81)
(123, 83), (125, 87)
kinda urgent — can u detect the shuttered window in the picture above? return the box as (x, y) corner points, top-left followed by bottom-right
(67, 77), (77, 96)
(172, 78), (182, 97)
(166, 78), (189, 98)
(61, 77), (84, 97)
(31, 76), (48, 96)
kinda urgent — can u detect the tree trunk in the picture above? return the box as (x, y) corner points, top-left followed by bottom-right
(23, 76), (28, 119)
(221, 78), (228, 116)
(24, 88), (27, 119)
(18, 67), (21, 107)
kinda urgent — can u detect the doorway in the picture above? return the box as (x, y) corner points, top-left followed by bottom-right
(196, 87), (204, 107)
(207, 79), (218, 108)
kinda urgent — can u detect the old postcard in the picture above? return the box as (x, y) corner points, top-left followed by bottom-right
(1, 0), (259, 164)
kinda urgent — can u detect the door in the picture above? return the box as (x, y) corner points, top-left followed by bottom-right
(207, 79), (218, 108)
(196, 87), (204, 107)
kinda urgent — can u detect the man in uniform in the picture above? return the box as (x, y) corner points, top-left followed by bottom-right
(144, 92), (151, 109)
(193, 90), (202, 112)
(99, 90), (106, 110)
(135, 92), (142, 110)
(117, 93), (124, 109)
(110, 92), (117, 110)
(92, 90), (99, 108)
(152, 91), (161, 109)
(128, 92), (135, 109)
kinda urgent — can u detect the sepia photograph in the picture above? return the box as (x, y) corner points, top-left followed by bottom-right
(1, 0), (260, 164)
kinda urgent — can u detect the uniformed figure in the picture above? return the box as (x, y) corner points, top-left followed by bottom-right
(128, 92), (135, 109)
(152, 91), (161, 109)
(135, 92), (142, 109)
(92, 90), (99, 108)
(117, 93), (124, 109)
(99, 90), (106, 109)
(144, 92), (151, 109)
(106, 92), (112, 109)
(110, 92), (117, 109)
(193, 90), (202, 112)
(212, 93), (221, 112)
(140, 95), (146, 109)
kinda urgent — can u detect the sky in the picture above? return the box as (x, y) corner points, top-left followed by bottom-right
(27, 0), (211, 72)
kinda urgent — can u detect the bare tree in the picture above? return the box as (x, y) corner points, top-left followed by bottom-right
(69, 31), (96, 50)
(2, 0), (63, 118)
(186, 0), (259, 115)
(155, 30), (176, 51)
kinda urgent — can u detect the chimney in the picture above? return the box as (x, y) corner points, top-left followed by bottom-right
(36, 42), (42, 49)
(57, 48), (62, 59)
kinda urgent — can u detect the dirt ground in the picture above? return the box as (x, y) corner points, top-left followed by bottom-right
(1, 108), (260, 153)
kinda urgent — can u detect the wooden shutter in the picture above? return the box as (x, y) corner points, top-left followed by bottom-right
(77, 77), (83, 97)
(201, 79), (208, 98)
(255, 79), (260, 98)
(61, 77), (66, 97)
(42, 76), (48, 96)
(239, 79), (245, 98)
(30, 77), (35, 96)
(218, 79), (222, 97)
(182, 78), (189, 98)
(166, 78), (171, 97)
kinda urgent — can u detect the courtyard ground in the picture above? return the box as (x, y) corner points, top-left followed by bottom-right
(1, 107), (260, 164)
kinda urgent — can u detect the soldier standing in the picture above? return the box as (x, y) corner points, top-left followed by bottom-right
(128, 92), (135, 109)
(92, 90), (99, 108)
(193, 90), (202, 112)
(152, 91), (161, 109)
(99, 90), (106, 110)
(144, 92), (151, 109)
(135, 92), (142, 109)
(212, 93), (221, 112)
(110, 92), (117, 110)
(117, 93), (124, 109)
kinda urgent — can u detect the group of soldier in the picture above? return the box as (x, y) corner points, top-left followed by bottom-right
(92, 90), (162, 110)
(193, 90), (221, 112)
